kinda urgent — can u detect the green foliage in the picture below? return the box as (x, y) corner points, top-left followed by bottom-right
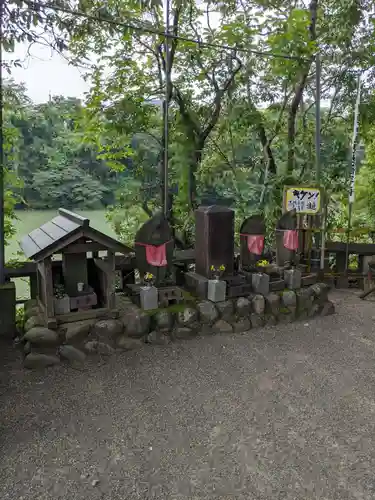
(3, 80), (119, 210)
(2, 0), (375, 247)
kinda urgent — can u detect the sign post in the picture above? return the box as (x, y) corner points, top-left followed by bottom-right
(284, 186), (321, 215)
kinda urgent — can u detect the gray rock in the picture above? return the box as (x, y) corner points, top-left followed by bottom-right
(24, 353), (60, 369)
(23, 341), (31, 355)
(24, 327), (59, 346)
(265, 293), (280, 316)
(24, 299), (38, 311)
(310, 282), (330, 303)
(92, 319), (123, 343)
(295, 288), (313, 313)
(265, 314), (278, 326)
(252, 295), (265, 315)
(236, 297), (251, 317)
(177, 307), (198, 326)
(281, 290), (297, 313)
(321, 300), (335, 316)
(63, 320), (94, 343)
(147, 330), (172, 345)
(24, 306), (40, 321)
(213, 319), (233, 334)
(173, 327), (197, 340)
(84, 340), (115, 355)
(154, 310), (174, 331)
(215, 300), (234, 320)
(24, 315), (44, 332)
(59, 345), (86, 363)
(233, 318), (251, 333)
(123, 309), (151, 338)
(250, 313), (265, 329)
(197, 301), (218, 324)
(116, 336), (143, 350)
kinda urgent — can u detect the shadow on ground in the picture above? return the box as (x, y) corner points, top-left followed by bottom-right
(1, 290), (375, 499)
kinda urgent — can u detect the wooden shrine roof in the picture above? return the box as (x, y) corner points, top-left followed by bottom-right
(19, 208), (133, 261)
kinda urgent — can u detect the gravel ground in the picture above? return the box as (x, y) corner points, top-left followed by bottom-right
(1, 290), (375, 499)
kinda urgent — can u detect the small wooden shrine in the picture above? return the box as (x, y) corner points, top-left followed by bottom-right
(19, 208), (133, 327)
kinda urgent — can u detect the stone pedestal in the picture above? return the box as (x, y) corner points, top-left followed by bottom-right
(251, 273), (270, 295)
(284, 269), (302, 289)
(0, 282), (16, 338)
(140, 286), (158, 310)
(207, 280), (226, 302)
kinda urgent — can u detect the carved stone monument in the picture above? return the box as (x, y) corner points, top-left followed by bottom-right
(131, 212), (183, 308)
(185, 205), (252, 299)
(239, 214), (266, 270)
(275, 209), (299, 268)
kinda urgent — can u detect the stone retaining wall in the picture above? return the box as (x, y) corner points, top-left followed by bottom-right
(20, 283), (334, 369)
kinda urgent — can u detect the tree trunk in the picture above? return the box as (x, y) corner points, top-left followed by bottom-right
(287, 0), (318, 174)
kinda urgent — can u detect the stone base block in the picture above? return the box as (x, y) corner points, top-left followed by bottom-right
(252, 273), (270, 295)
(140, 286), (158, 310)
(284, 269), (302, 289)
(207, 280), (226, 302)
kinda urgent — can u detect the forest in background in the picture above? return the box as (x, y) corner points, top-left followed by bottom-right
(2, 0), (375, 248)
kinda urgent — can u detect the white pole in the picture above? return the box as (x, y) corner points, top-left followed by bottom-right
(345, 73), (362, 271)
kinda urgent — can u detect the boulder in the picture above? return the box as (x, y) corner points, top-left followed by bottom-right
(24, 306), (40, 321)
(250, 314), (265, 329)
(116, 336), (143, 350)
(233, 318), (251, 333)
(24, 353), (60, 369)
(59, 345), (86, 363)
(173, 327), (197, 340)
(265, 314), (278, 326)
(24, 327), (59, 346)
(295, 288), (314, 314)
(92, 319), (123, 343)
(154, 310), (174, 331)
(84, 340), (115, 356)
(281, 290), (297, 313)
(252, 295), (265, 315)
(197, 301), (218, 324)
(177, 307), (198, 326)
(24, 299), (38, 310)
(62, 320), (94, 343)
(23, 341), (31, 355)
(147, 331), (172, 345)
(235, 297), (251, 317)
(310, 282), (330, 304)
(24, 315), (44, 332)
(213, 319), (233, 334)
(265, 293), (280, 316)
(215, 300), (234, 320)
(123, 309), (151, 338)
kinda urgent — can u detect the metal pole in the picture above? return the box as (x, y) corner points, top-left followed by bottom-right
(0, 0), (5, 285)
(345, 73), (362, 272)
(163, 0), (170, 217)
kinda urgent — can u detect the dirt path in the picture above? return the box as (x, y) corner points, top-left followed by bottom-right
(1, 290), (375, 499)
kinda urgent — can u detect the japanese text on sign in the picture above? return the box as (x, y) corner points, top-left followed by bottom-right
(284, 187), (321, 214)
